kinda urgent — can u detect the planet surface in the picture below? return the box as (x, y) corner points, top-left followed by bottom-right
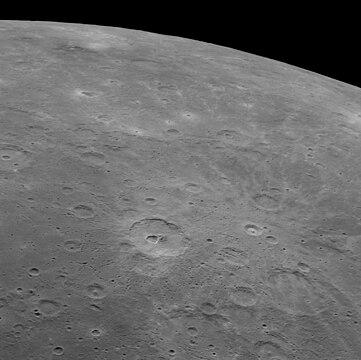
(0, 20), (361, 360)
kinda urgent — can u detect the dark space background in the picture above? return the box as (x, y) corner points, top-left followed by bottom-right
(3, 8), (359, 88)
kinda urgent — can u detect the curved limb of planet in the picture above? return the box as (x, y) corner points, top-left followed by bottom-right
(0, 20), (360, 360)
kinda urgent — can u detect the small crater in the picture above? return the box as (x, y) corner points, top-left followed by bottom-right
(219, 177), (232, 185)
(217, 129), (237, 139)
(251, 188), (283, 211)
(71, 204), (95, 219)
(80, 151), (105, 166)
(85, 283), (107, 299)
(186, 327), (198, 336)
(63, 239), (83, 252)
(90, 328), (103, 337)
(0, 145), (32, 170)
(200, 302), (217, 315)
(144, 197), (158, 205)
(166, 128), (182, 136)
(244, 223), (264, 236)
(12, 323), (25, 337)
(265, 235), (279, 245)
(95, 114), (113, 124)
(61, 186), (74, 194)
(184, 183), (202, 193)
(27, 267), (40, 276)
(145, 234), (165, 244)
(228, 286), (258, 307)
(123, 179), (138, 188)
(118, 242), (135, 252)
(256, 341), (287, 360)
(73, 127), (97, 140)
(52, 346), (65, 355)
(159, 98), (171, 105)
(26, 123), (50, 134)
(297, 262), (311, 273)
(38, 299), (61, 316)
(182, 112), (197, 121)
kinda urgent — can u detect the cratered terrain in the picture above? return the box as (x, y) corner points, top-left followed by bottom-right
(0, 20), (361, 360)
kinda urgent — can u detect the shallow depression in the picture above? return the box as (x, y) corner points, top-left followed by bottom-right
(80, 151), (105, 165)
(71, 204), (95, 218)
(228, 286), (258, 307)
(38, 299), (61, 316)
